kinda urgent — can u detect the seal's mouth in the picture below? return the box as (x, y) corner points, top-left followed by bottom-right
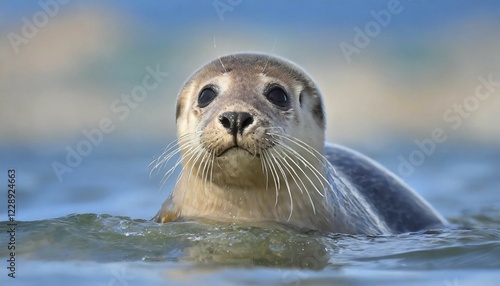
(217, 146), (258, 157)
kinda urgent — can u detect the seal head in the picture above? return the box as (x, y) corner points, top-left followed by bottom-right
(152, 53), (447, 234)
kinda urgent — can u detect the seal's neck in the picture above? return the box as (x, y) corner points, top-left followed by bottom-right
(171, 160), (336, 231)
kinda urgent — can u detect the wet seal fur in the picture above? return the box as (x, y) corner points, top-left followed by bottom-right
(151, 53), (447, 234)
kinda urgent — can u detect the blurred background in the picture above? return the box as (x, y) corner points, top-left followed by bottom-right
(1, 0), (499, 221)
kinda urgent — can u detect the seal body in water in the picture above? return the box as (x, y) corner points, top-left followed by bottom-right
(151, 53), (447, 234)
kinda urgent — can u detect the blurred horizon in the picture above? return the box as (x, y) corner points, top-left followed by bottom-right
(1, 0), (500, 148)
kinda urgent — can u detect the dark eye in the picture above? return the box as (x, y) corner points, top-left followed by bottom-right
(198, 88), (217, 108)
(265, 87), (289, 108)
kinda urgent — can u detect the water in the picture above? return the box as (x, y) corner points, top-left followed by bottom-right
(1, 140), (499, 285)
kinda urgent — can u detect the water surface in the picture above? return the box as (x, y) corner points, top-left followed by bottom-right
(1, 140), (499, 285)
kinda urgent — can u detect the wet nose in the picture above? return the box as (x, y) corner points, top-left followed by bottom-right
(218, 112), (254, 136)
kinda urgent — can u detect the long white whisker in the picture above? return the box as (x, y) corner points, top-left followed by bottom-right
(149, 132), (203, 179)
(274, 141), (328, 197)
(196, 152), (210, 198)
(158, 140), (200, 189)
(201, 153), (211, 194)
(269, 150), (293, 221)
(260, 150), (269, 191)
(268, 133), (331, 196)
(261, 38), (278, 75)
(263, 149), (280, 207)
(186, 146), (206, 182)
(264, 138), (281, 191)
(181, 145), (207, 213)
(213, 36), (227, 74)
(269, 133), (328, 165)
(200, 141), (216, 195)
(275, 146), (316, 214)
(159, 156), (182, 189)
(209, 151), (215, 192)
(158, 145), (197, 189)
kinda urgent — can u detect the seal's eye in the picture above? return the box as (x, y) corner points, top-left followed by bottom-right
(265, 87), (289, 108)
(198, 88), (217, 108)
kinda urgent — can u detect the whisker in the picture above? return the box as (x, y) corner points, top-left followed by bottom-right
(158, 140), (200, 189)
(166, 140), (198, 190)
(196, 152), (210, 198)
(209, 151), (215, 192)
(269, 132), (328, 165)
(274, 146), (317, 214)
(180, 145), (207, 213)
(149, 132), (202, 178)
(260, 149), (269, 191)
(261, 38), (278, 75)
(263, 149), (280, 207)
(159, 156), (182, 190)
(213, 36), (227, 74)
(274, 141), (328, 197)
(149, 141), (179, 176)
(200, 141), (216, 195)
(186, 145), (206, 182)
(268, 150), (293, 221)
(268, 132), (332, 196)
(158, 148), (196, 189)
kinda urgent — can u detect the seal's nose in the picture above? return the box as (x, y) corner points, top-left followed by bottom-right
(219, 112), (254, 136)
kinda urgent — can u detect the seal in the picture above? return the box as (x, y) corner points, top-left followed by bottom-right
(151, 53), (447, 234)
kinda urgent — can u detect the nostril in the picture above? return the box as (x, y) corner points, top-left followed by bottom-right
(241, 115), (253, 130)
(219, 115), (231, 129)
(219, 111), (253, 136)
